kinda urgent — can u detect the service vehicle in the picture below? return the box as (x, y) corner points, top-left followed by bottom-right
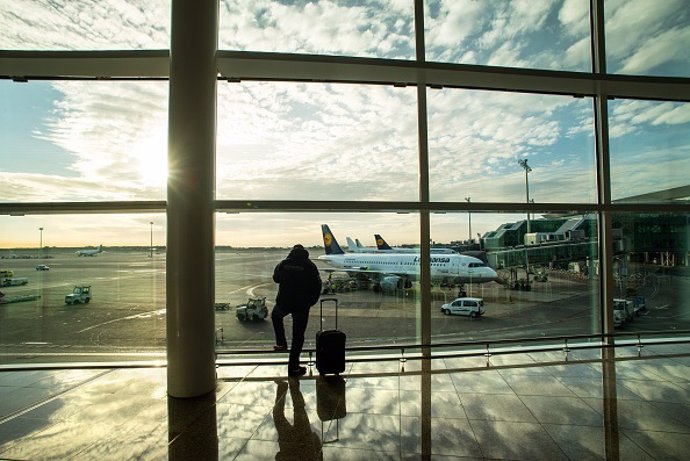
(0, 270), (14, 278)
(613, 298), (635, 322)
(440, 297), (485, 318)
(1, 277), (28, 287)
(36, 264), (50, 271)
(632, 296), (647, 315)
(65, 285), (92, 304)
(236, 296), (268, 321)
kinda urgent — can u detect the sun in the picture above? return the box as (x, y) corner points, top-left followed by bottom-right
(134, 136), (168, 188)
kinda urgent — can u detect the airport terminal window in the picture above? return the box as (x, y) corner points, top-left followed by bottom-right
(0, 214), (166, 365)
(0, 0), (170, 50)
(1, 1), (688, 366)
(608, 99), (690, 203)
(214, 212), (422, 351)
(430, 212), (601, 344)
(604, 0), (690, 78)
(0, 80), (168, 203)
(218, 0), (415, 59)
(610, 212), (690, 333)
(427, 88), (597, 203)
(424, 0), (592, 72)
(216, 82), (419, 201)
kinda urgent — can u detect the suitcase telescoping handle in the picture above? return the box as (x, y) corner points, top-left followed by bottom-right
(319, 298), (338, 331)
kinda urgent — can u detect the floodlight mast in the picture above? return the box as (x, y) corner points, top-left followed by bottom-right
(518, 159), (532, 235)
(38, 227), (44, 258)
(465, 197), (472, 241)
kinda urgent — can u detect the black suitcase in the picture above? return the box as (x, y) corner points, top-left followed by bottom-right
(315, 298), (346, 376)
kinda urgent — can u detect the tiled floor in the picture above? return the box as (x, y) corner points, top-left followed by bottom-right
(0, 344), (689, 460)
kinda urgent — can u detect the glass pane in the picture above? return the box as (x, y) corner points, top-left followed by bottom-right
(214, 212), (421, 351)
(0, 214), (166, 365)
(0, 80), (168, 202)
(605, 0), (690, 77)
(0, 0), (170, 50)
(612, 212), (690, 333)
(217, 82), (419, 201)
(431, 212), (601, 343)
(219, 0), (415, 59)
(428, 89), (597, 203)
(425, 0), (591, 71)
(609, 100), (690, 203)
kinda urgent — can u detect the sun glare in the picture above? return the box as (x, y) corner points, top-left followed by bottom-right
(134, 137), (168, 189)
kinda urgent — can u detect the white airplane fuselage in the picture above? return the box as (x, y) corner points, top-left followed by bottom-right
(318, 252), (497, 284)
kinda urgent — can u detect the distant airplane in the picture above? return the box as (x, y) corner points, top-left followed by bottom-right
(76, 245), (104, 257)
(346, 236), (376, 253)
(374, 234), (458, 254)
(319, 225), (497, 292)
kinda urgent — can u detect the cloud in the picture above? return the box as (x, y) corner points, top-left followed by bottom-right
(605, 0), (688, 75)
(219, 0), (415, 59)
(618, 26), (690, 75)
(0, 0), (169, 49)
(609, 100), (690, 137)
(5, 81), (170, 200)
(426, 0), (587, 71)
(558, 0), (589, 37)
(216, 82), (419, 201)
(426, 89), (595, 202)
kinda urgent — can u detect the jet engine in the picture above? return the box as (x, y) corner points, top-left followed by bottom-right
(379, 275), (412, 291)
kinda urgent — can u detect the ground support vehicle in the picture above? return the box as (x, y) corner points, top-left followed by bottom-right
(440, 297), (485, 318)
(632, 296), (647, 315)
(1, 277), (28, 287)
(0, 293), (40, 304)
(613, 298), (635, 322)
(65, 285), (92, 304)
(36, 264), (50, 271)
(236, 297), (268, 321)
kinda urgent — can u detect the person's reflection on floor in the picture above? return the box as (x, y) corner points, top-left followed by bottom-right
(273, 379), (323, 461)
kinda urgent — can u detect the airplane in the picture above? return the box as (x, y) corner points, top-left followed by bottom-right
(76, 245), (104, 257)
(318, 225), (497, 293)
(345, 237), (377, 253)
(373, 234), (458, 254)
(375, 233), (488, 262)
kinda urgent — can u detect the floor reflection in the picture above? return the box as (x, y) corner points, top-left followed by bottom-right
(273, 378), (322, 460)
(0, 344), (688, 460)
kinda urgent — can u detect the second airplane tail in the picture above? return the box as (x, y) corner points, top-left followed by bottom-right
(322, 224), (345, 255)
(374, 234), (393, 250)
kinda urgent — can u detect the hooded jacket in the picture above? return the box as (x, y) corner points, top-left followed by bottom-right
(273, 246), (322, 312)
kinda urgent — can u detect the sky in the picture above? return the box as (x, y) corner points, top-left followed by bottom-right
(1, 0), (688, 248)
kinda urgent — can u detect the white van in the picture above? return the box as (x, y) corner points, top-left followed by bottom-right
(441, 297), (485, 318)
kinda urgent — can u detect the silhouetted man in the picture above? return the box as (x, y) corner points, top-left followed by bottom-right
(272, 244), (322, 377)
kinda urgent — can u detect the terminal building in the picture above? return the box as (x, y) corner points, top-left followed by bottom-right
(481, 213), (690, 271)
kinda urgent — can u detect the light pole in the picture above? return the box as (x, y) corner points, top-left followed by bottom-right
(465, 197), (472, 242)
(518, 158), (532, 235)
(38, 227), (44, 258)
(149, 222), (154, 258)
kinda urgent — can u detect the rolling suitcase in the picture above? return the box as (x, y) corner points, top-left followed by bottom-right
(315, 298), (346, 376)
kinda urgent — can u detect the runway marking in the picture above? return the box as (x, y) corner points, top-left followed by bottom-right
(655, 304), (669, 310)
(77, 308), (166, 333)
(225, 283), (270, 297)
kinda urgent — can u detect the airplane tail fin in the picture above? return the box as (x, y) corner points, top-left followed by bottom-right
(355, 238), (364, 248)
(322, 225), (345, 255)
(346, 237), (357, 251)
(374, 234), (393, 250)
